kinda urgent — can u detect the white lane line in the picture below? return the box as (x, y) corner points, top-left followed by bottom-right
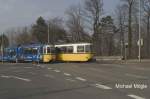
(34, 64), (39, 66)
(66, 78), (76, 82)
(40, 66), (45, 68)
(37, 64), (45, 67)
(75, 77), (87, 82)
(10, 67), (18, 69)
(64, 73), (71, 76)
(94, 84), (112, 89)
(125, 73), (148, 79)
(1, 75), (10, 78)
(1, 75), (31, 82)
(128, 94), (145, 99)
(44, 74), (55, 78)
(29, 72), (36, 75)
(13, 71), (21, 73)
(32, 64), (37, 66)
(12, 76), (31, 82)
(48, 68), (52, 70)
(53, 70), (61, 73)
(24, 67), (32, 69)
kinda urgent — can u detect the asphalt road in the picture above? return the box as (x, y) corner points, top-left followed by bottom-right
(0, 62), (149, 99)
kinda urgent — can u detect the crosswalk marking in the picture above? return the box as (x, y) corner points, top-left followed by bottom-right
(94, 84), (112, 89)
(128, 94), (145, 99)
(64, 73), (71, 76)
(1, 75), (31, 82)
(53, 70), (61, 73)
(48, 68), (52, 70)
(76, 77), (87, 82)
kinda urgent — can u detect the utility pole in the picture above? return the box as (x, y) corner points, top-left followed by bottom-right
(138, 0), (141, 62)
(48, 23), (50, 44)
(1, 33), (4, 64)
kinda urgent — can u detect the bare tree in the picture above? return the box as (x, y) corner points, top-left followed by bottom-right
(15, 27), (33, 45)
(143, 0), (150, 57)
(5, 28), (18, 46)
(128, 0), (135, 58)
(66, 5), (90, 42)
(47, 17), (67, 44)
(84, 0), (103, 55)
(121, 0), (138, 58)
(0, 34), (9, 48)
(100, 16), (116, 56)
(115, 5), (128, 57)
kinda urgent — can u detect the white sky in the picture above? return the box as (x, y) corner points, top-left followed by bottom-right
(0, 0), (119, 33)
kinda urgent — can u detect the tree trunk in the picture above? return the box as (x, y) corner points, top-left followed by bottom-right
(147, 15), (150, 58)
(128, 6), (132, 58)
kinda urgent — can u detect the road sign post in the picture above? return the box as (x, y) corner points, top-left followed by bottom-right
(137, 39), (143, 62)
(125, 43), (128, 63)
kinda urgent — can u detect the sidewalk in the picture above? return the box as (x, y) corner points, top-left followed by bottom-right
(122, 59), (150, 63)
(95, 56), (150, 64)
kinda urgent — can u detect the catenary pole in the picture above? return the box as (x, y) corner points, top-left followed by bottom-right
(138, 0), (141, 62)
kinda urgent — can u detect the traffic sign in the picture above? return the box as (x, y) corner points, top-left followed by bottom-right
(137, 39), (143, 46)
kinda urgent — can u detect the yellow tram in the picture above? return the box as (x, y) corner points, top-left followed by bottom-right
(55, 43), (94, 62)
(42, 45), (56, 63)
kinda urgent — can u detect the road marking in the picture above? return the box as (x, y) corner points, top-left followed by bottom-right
(128, 94), (145, 99)
(135, 67), (150, 71)
(36, 64), (40, 66)
(13, 71), (21, 73)
(64, 73), (71, 76)
(24, 67), (32, 69)
(29, 72), (36, 75)
(1, 75), (10, 78)
(32, 64), (37, 66)
(1, 75), (31, 82)
(12, 76), (31, 82)
(48, 68), (52, 70)
(53, 70), (61, 73)
(113, 65), (124, 68)
(10, 67), (18, 69)
(66, 78), (76, 82)
(76, 77), (87, 82)
(125, 73), (148, 79)
(94, 84), (112, 89)
(40, 66), (45, 68)
(44, 74), (54, 78)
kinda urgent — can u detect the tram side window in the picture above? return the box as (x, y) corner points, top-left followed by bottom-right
(47, 47), (51, 53)
(55, 47), (61, 54)
(43, 48), (46, 54)
(67, 46), (73, 53)
(46, 47), (55, 53)
(77, 46), (84, 53)
(51, 47), (56, 53)
(85, 45), (91, 53)
(60, 47), (67, 53)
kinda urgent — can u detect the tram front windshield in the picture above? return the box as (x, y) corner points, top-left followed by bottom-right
(9, 50), (16, 56)
(24, 48), (33, 55)
(32, 48), (38, 55)
(24, 48), (38, 55)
